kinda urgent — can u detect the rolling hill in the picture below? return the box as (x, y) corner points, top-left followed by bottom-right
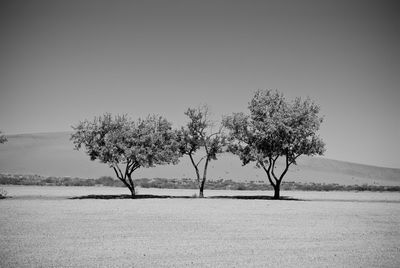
(0, 132), (399, 186)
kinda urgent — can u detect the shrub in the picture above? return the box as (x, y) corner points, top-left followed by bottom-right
(0, 188), (7, 199)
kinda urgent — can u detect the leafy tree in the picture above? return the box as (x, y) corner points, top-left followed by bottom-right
(0, 187), (7, 199)
(223, 89), (325, 199)
(0, 131), (7, 144)
(71, 113), (180, 197)
(0, 131), (10, 199)
(177, 106), (226, 197)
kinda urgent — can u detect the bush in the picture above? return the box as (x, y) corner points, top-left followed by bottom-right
(0, 188), (7, 199)
(95, 176), (122, 186)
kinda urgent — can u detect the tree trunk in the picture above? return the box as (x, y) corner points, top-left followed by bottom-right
(126, 173), (136, 198)
(112, 165), (137, 198)
(259, 160), (286, 200)
(199, 179), (205, 198)
(198, 157), (209, 198)
(128, 185), (135, 198)
(273, 181), (281, 199)
(189, 153), (203, 198)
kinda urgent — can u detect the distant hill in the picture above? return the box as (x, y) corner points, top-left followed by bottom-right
(0, 132), (399, 186)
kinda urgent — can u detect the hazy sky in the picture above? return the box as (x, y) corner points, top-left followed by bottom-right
(0, 0), (399, 168)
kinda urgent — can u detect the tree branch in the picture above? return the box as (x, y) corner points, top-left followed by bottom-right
(203, 141), (210, 156)
(112, 165), (131, 189)
(129, 163), (140, 175)
(127, 172), (135, 190)
(271, 156), (279, 182)
(259, 160), (275, 187)
(202, 155), (210, 182)
(127, 159), (136, 170)
(189, 153), (201, 183)
(127, 160), (140, 175)
(125, 161), (130, 179)
(112, 166), (122, 180)
(113, 164), (124, 179)
(208, 130), (222, 139)
(289, 153), (301, 165)
(278, 155), (290, 182)
(196, 155), (207, 167)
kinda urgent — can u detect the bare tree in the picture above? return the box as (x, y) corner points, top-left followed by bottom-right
(177, 106), (226, 197)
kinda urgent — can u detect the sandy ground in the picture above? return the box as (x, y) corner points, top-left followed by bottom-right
(0, 186), (399, 267)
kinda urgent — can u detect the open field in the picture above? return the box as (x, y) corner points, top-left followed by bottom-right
(1, 186), (399, 267)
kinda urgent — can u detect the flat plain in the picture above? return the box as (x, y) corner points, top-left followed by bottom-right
(1, 186), (399, 267)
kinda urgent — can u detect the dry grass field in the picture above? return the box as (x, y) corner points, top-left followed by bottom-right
(1, 186), (400, 267)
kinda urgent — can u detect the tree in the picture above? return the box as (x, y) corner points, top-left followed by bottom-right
(71, 113), (180, 197)
(0, 131), (7, 144)
(177, 106), (226, 197)
(223, 89), (325, 199)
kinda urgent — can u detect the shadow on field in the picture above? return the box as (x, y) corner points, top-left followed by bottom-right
(209, 195), (301, 201)
(70, 194), (302, 201)
(71, 194), (192, 199)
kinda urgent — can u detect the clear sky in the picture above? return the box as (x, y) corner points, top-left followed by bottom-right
(0, 0), (399, 168)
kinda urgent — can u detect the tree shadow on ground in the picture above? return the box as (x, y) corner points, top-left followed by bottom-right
(209, 195), (302, 201)
(70, 194), (302, 201)
(70, 194), (192, 200)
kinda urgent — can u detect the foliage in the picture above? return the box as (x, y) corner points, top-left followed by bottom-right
(224, 89), (325, 199)
(0, 131), (7, 144)
(0, 187), (7, 199)
(176, 106), (227, 197)
(71, 113), (180, 196)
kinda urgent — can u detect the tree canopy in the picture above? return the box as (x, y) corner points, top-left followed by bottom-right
(71, 113), (180, 197)
(0, 131), (7, 144)
(223, 89), (325, 199)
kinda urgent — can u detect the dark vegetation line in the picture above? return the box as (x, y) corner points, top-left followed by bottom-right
(70, 194), (300, 200)
(1, 174), (399, 192)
